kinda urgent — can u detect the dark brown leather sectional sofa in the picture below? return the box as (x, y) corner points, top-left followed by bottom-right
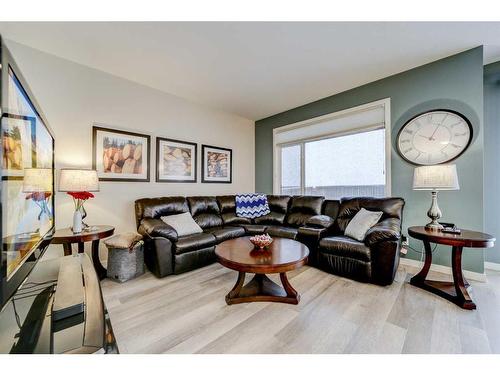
(135, 195), (404, 286)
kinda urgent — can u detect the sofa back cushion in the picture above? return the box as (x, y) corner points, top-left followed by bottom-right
(188, 196), (223, 229)
(335, 197), (405, 233)
(135, 196), (189, 227)
(285, 196), (324, 227)
(322, 199), (341, 221)
(217, 195), (251, 225)
(254, 195), (291, 225)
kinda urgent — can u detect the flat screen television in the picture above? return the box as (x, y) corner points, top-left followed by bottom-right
(0, 36), (55, 310)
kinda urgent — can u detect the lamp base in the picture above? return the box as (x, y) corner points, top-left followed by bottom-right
(425, 221), (444, 231)
(426, 191), (443, 231)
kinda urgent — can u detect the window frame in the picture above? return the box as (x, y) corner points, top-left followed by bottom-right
(273, 98), (391, 197)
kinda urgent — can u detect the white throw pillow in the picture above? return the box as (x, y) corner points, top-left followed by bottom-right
(160, 212), (203, 237)
(344, 208), (383, 241)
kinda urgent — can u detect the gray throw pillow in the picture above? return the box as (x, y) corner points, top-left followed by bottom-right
(344, 208), (383, 241)
(160, 212), (203, 237)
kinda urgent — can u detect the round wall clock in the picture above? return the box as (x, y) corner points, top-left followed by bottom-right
(396, 109), (473, 165)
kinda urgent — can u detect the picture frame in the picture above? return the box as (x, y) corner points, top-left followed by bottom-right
(201, 144), (232, 183)
(156, 137), (197, 183)
(92, 125), (151, 182)
(1, 113), (36, 180)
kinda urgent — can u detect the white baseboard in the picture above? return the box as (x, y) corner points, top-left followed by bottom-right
(399, 257), (487, 283)
(484, 261), (500, 271)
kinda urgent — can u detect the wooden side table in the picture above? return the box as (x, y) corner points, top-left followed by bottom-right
(51, 225), (115, 280)
(408, 226), (495, 310)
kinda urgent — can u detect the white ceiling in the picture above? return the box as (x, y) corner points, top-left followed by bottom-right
(1, 22), (499, 120)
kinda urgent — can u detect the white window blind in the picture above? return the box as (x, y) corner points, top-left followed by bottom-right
(274, 99), (391, 199)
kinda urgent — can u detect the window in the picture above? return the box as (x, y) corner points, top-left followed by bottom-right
(274, 99), (390, 199)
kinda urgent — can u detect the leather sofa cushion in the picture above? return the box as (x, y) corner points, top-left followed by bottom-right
(335, 197), (404, 233)
(286, 196), (324, 227)
(188, 196), (223, 229)
(139, 218), (178, 242)
(217, 195), (236, 214)
(254, 195), (290, 225)
(135, 197), (189, 226)
(266, 226), (298, 240)
(239, 224), (267, 235)
(319, 236), (371, 262)
(204, 226), (245, 242)
(322, 200), (341, 221)
(217, 195), (251, 225)
(364, 218), (401, 246)
(174, 233), (217, 254)
(222, 213), (252, 225)
(254, 212), (285, 225)
(306, 215), (335, 229)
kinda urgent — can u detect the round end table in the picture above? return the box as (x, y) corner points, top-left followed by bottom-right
(51, 225), (115, 280)
(408, 226), (495, 310)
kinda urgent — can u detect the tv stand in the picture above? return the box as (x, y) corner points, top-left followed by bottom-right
(0, 253), (118, 354)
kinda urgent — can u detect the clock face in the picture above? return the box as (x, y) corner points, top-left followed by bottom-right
(397, 110), (472, 165)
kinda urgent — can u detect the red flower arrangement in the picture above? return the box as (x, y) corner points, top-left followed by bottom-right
(68, 191), (95, 222)
(67, 191), (95, 200)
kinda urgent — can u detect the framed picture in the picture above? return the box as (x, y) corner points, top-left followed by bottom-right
(156, 137), (197, 183)
(201, 144), (232, 183)
(92, 125), (151, 182)
(1, 114), (36, 180)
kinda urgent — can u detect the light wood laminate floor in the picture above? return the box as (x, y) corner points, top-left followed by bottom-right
(101, 263), (500, 354)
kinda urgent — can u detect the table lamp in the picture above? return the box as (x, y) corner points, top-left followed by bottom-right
(22, 168), (53, 237)
(58, 169), (99, 233)
(413, 164), (460, 230)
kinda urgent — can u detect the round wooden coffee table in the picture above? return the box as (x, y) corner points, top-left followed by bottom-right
(215, 236), (309, 305)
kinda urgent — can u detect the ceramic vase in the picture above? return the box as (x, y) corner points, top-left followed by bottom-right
(73, 209), (83, 233)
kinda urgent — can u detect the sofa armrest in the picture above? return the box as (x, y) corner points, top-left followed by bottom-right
(305, 215), (335, 229)
(364, 218), (401, 247)
(139, 218), (178, 242)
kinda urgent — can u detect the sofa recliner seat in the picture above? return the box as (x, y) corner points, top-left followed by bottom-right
(266, 226), (298, 240)
(175, 233), (217, 255)
(204, 226), (246, 243)
(135, 194), (404, 286)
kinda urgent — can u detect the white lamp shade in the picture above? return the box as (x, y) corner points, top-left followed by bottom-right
(22, 168), (53, 192)
(413, 164), (460, 191)
(58, 169), (99, 192)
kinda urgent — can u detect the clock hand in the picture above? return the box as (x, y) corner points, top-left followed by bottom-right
(429, 114), (448, 141)
(429, 124), (441, 141)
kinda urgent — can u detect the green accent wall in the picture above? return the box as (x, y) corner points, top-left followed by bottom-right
(255, 47), (485, 273)
(484, 61), (500, 264)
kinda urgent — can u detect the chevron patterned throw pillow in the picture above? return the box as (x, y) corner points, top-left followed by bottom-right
(235, 194), (271, 219)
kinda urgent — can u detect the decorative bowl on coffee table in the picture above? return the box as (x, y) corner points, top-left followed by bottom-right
(249, 234), (273, 249)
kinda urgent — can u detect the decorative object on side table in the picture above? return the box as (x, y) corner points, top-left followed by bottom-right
(92, 125), (151, 182)
(249, 233), (273, 250)
(58, 169), (99, 233)
(22, 168), (54, 237)
(408, 226), (495, 310)
(413, 164), (459, 230)
(201, 144), (232, 183)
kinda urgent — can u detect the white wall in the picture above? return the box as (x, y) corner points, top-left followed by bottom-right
(5, 40), (255, 258)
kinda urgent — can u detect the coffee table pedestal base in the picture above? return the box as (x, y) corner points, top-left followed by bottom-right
(226, 272), (299, 305)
